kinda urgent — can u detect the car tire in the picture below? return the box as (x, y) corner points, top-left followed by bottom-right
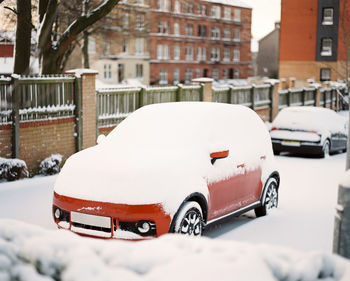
(173, 201), (203, 236)
(255, 177), (278, 217)
(321, 140), (330, 158)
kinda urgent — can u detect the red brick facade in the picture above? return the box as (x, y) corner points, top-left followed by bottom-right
(0, 124), (12, 158)
(149, 0), (252, 84)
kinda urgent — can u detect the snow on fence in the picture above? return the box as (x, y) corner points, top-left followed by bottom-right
(0, 75), (76, 124)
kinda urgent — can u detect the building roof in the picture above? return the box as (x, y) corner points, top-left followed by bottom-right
(204, 0), (252, 9)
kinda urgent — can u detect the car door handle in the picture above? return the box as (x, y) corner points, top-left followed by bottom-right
(237, 163), (245, 168)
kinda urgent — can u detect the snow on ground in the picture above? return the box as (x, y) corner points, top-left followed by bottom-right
(0, 220), (349, 281)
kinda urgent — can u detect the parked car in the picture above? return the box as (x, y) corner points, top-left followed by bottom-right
(53, 102), (280, 239)
(270, 106), (347, 157)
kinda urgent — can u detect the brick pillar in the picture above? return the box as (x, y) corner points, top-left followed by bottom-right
(280, 78), (288, 90)
(315, 86), (321, 107)
(192, 78), (213, 102)
(66, 69), (98, 150)
(271, 81), (280, 120)
(289, 77), (296, 88)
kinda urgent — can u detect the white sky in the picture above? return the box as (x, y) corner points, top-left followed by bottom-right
(243, 0), (281, 52)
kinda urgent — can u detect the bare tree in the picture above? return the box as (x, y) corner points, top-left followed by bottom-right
(37, 0), (120, 74)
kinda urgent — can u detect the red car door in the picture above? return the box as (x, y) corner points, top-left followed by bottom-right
(207, 159), (263, 221)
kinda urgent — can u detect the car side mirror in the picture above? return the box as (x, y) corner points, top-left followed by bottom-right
(210, 150), (229, 165)
(96, 134), (106, 145)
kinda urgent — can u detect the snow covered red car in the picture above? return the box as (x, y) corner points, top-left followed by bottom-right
(270, 107), (347, 157)
(53, 102), (279, 239)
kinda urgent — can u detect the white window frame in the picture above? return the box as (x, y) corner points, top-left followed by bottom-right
(211, 5), (220, 18)
(123, 39), (128, 53)
(158, 0), (169, 11)
(103, 64), (112, 80)
(174, 45), (180, 60)
(174, 0), (180, 13)
(174, 23), (180, 35)
(174, 68), (179, 84)
(224, 48), (230, 61)
(196, 68), (201, 78)
(320, 68), (331, 81)
(321, 38), (332, 56)
(136, 64), (143, 78)
(157, 44), (169, 59)
(88, 36), (96, 54)
(160, 69), (168, 84)
(185, 46), (193, 61)
(197, 47), (206, 61)
(234, 68), (239, 79)
(322, 8), (333, 25)
(210, 47), (220, 61)
(135, 38), (144, 55)
(213, 68), (219, 80)
(186, 24), (193, 36)
(234, 9), (241, 22)
(224, 7), (231, 20)
(224, 28), (231, 40)
(233, 49), (240, 62)
(136, 14), (145, 30)
(122, 14), (129, 29)
(234, 29), (240, 42)
(158, 21), (168, 34)
(185, 68), (193, 83)
(211, 27), (220, 39)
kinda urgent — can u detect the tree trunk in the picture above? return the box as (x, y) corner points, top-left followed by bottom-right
(13, 0), (32, 75)
(82, 30), (90, 68)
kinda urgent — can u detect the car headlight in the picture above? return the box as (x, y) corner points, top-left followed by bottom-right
(137, 221), (151, 233)
(54, 208), (61, 219)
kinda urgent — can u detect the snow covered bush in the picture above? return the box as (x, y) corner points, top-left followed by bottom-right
(0, 219), (349, 281)
(0, 158), (29, 181)
(39, 154), (62, 175)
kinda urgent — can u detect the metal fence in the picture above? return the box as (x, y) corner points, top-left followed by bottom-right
(0, 75), (76, 124)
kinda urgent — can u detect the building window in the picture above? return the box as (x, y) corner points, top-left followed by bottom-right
(104, 64), (112, 80)
(224, 28), (230, 40)
(210, 47), (220, 61)
(157, 44), (169, 59)
(135, 38), (144, 55)
(123, 39), (128, 53)
(211, 6), (220, 18)
(158, 21), (168, 34)
(158, 0), (169, 11)
(185, 46), (193, 60)
(136, 64), (143, 78)
(234, 9), (241, 22)
(122, 14), (129, 29)
(174, 0), (180, 13)
(213, 68), (219, 80)
(234, 29), (240, 41)
(185, 24), (193, 36)
(160, 69), (168, 84)
(234, 68), (239, 79)
(224, 48), (230, 61)
(233, 49), (240, 62)
(88, 37), (96, 54)
(185, 68), (193, 83)
(320, 68), (331, 81)
(322, 8), (333, 25)
(174, 23), (180, 35)
(136, 14), (145, 30)
(196, 68), (201, 78)
(103, 39), (110, 55)
(186, 2), (194, 13)
(174, 45), (180, 60)
(211, 27), (220, 39)
(198, 4), (207, 16)
(174, 68), (179, 84)
(224, 7), (231, 20)
(197, 47), (206, 61)
(198, 25), (207, 37)
(118, 64), (124, 82)
(223, 69), (228, 80)
(321, 38), (332, 56)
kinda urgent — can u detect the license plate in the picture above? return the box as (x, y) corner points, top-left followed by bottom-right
(281, 140), (301, 147)
(71, 211), (111, 228)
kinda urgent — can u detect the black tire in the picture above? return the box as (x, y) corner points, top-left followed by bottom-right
(321, 140), (330, 158)
(173, 202), (203, 236)
(255, 178), (278, 217)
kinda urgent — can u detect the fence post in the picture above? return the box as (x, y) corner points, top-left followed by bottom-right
(192, 78), (213, 102)
(287, 89), (292, 107)
(250, 85), (255, 110)
(11, 75), (20, 159)
(140, 86), (147, 107)
(315, 87), (321, 107)
(265, 81), (280, 122)
(301, 88), (306, 106)
(333, 172), (350, 259)
(176, 84), (183, 102)
(66, 69), (98, 151)
(228, 85), (233, 104)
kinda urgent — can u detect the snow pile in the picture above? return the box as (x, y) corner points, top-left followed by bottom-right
(39, 154), (62, 175)
(0, 219), (349, 281)
(0, 158), (28, 181)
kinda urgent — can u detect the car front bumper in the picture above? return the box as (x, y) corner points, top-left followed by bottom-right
(272, 139), (323, 155)
(53, 192), (172, 240)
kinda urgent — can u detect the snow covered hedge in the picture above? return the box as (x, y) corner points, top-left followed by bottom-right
(0, 158), (28, 181)
(0, 220), (349, 281)
(39, 154), (62, 175)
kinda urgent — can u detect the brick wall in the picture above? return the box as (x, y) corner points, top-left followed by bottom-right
(0, 124), (12, 158)
(19, 118), (76, 174)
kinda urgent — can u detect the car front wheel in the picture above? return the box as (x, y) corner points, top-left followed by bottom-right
(255, 177), (278, 217)
(173, 201), (203, 236)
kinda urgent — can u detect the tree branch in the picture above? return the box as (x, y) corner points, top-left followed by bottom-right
(4, 6), (17, 15)
(38, 0), (59, 50)
(57, 0), (120, 56)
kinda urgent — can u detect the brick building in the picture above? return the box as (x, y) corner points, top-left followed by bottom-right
(279, 0), (350, 82)
(149, 0), (252, 84)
